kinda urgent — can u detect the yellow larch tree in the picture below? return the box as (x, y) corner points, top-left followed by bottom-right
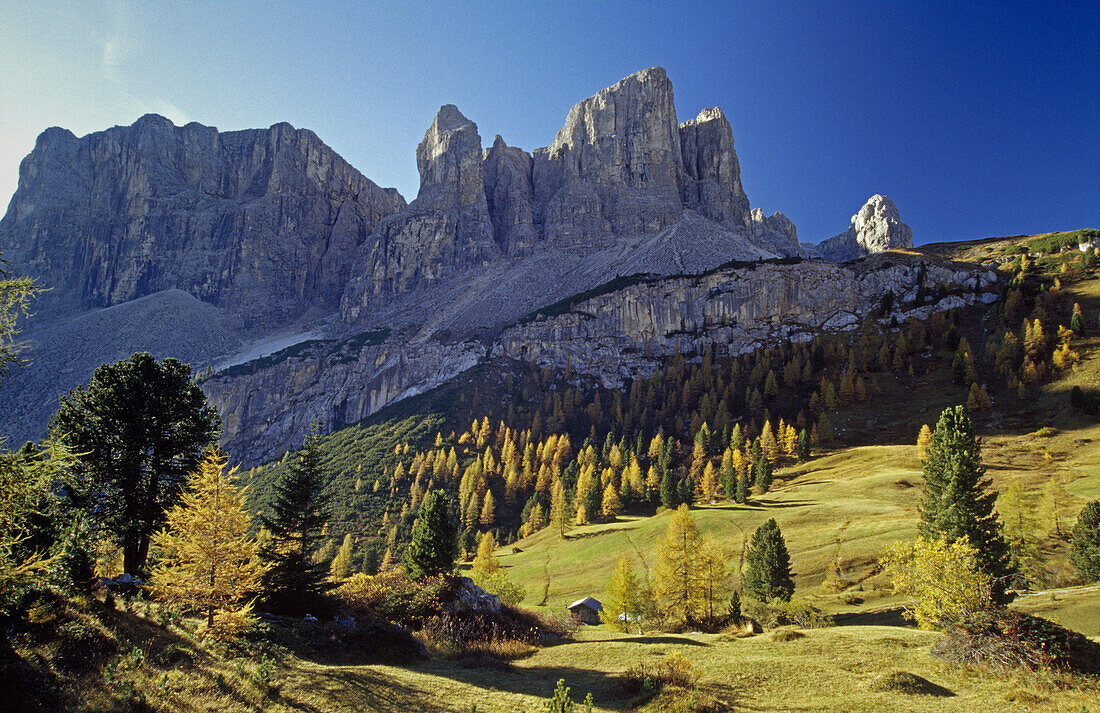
(149, 451), (266, 638)
(655, 504), (704, 625)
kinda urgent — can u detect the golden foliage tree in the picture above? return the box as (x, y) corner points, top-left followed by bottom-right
(601, 482), (622, 520)
(916, 424), (932, 459)
(655, 504), (704, 624)
(150, 451), (266, 637)
(880, 536), (991, 630)
(329, 533), (355, 581)
(601, 554), (643, 632)
(472, 531), (500, 579)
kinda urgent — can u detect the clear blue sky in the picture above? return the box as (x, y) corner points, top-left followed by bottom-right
(1, 1), (1096, 244)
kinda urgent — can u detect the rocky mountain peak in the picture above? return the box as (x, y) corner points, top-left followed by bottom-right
(415, 105), (486, 209)
(812, 194), (914, 261)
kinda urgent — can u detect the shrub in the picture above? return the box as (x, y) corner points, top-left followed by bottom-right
(620, 652), (698, 697)
(880, 536), (991, 629)
(741, 597), (832, 629)
(931, 610), (1100, 674)
(544, 678), (593, 713)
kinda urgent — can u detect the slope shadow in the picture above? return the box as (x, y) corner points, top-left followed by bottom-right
(832, 607), (913, 627)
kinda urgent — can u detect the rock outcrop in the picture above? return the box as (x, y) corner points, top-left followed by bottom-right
(498, 253), (997, 387)
(0, 114), (406, 327)
(812, 194), (914, 262)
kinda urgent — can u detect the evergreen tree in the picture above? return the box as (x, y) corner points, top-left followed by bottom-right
(660, 470), (679, 509)
(1070, 500), (1100, 583)
(753, 454), (773, 493)
(149, 451), (265, 635)
(796, 428), (811, 461)
(403, 490), (458, 579)
(735, 467), (751, 503)
(50, 353), (219, 575)
(742, 518), (794, 602)
(259, 424), (333, 614)
(918, 406), (1014, 593)
(719, 448), (736, 500)
(677, 477), (694, 507)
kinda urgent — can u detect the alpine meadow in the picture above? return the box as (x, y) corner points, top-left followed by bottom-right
(2, 4), (1099, 711)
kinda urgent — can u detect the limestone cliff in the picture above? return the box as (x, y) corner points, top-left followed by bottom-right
(497, 254), (997, 387)
(0, 115), (406, 327)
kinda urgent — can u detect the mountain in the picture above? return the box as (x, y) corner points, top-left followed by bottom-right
(0, 67), (954, 462)
(807, 194), (914, 262)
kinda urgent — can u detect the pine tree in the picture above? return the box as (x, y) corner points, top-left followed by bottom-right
(259, 424), (332, 614)
(660, 470), (679, 509)
(719, 448), (736, 500)
(655, 505), (704, 624)
(1070, 500), (1100, 583)
(736, 466), (751, 503)
(796, 428), (811, 461)
(329, 533), (355, 581)
(601, 554), (642, 632)
(753, 454), (773, 494)
(742, 518), (794, 602)
(403, 490), (458, 579)
(149, 451), (265, 635)
(918, 406), (1014, 593)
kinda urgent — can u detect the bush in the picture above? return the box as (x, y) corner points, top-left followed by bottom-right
(620, 652), (698, 697)
(880, 536), (991, 629)
(741, 597), (832, 629)
(931, 610), (1100, 674)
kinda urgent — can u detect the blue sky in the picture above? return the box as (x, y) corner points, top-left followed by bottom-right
(1, 1), (1096, 244)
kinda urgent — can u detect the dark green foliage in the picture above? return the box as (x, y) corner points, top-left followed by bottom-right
(1070, 500), (1100, 583)
(676, 478), (694, 507)
(403, 490), (458, 579)
(796, 429), (811, 461)
(259, 424), (333, 615)
(735, 468), (751, 503)
(918, 406), (1014, 593)
(660, 471), (678, 509)
(743, 518), (795, 602)
(753, 455), (773, 493)
(727, 589), (742, 622)
(1070, 311), (1084, 335)
(49, 352), (219, 575)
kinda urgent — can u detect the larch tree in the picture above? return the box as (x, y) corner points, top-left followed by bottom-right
(479, 490), (496, 527)
(916, 424), (932, 460)
(258, 423), (333, 614)
(742, 518), (794, 602)
(50, 352), (220, 576)
(601, 482), (621, 521)
(550, 479), (571, 538)
(601, 554), (643, 632)
(149, 451), (265, 637)
(700, 461), (718, 503)
(655, 504), (704, 624)
(403, 490), (458, 579)
(472, 530), (500, 579)
(329, 533), (355, 581)
(918, 406), (1014, 594)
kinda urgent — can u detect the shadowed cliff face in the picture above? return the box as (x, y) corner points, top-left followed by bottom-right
(0, 114), (406, 328)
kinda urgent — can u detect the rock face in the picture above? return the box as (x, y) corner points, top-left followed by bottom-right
(813, 195), (914, 262)
(498, 254), (997, 387)
(0, 115), (406, 327)
(341, 67), (802, 321)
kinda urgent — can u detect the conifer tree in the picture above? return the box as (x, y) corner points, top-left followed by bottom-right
(550, 479), (571, 539)
(660, 470), (679, 509)
(700, 461), (718, 503)
(916, 424), (932, 460)
(655, 505), (704, 624)
(329, 533), (355, 581)
(601, 554), (643, 632)
(918, 406), (1013, 592)
(677, 477), (694, 507)
(796, 428), (811, 461)
(403, 490), (458, 579)
(601, 482), (621, 520)
(736, 467), (751, 503)
(259, 424), (332, 614)
(742, 518), (794, 602)
(479, 490), (496, 527)
(753, 454), (773, 493)
(1039, 474), (1071, 537)
(150, 451), (265, 635)
(719, 449), (736, 500)
(1070, 500), (1100, 583)
(472, 531), (500, 579)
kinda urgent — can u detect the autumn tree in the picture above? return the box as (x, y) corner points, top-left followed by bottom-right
(149, 451), (265, 637)
(51, 353), (219, 575)
(655, 505), (704, 624)
(601, 482), (621, 521)
(550, 479), (571, 539)
(881, 536), (991, 629)
(742, 518), (794, 602)
(472, 530), (501, 579)
(329, 534), (355, 581)
(601, 554), (643, 632)
(916, 424), (932, 460)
